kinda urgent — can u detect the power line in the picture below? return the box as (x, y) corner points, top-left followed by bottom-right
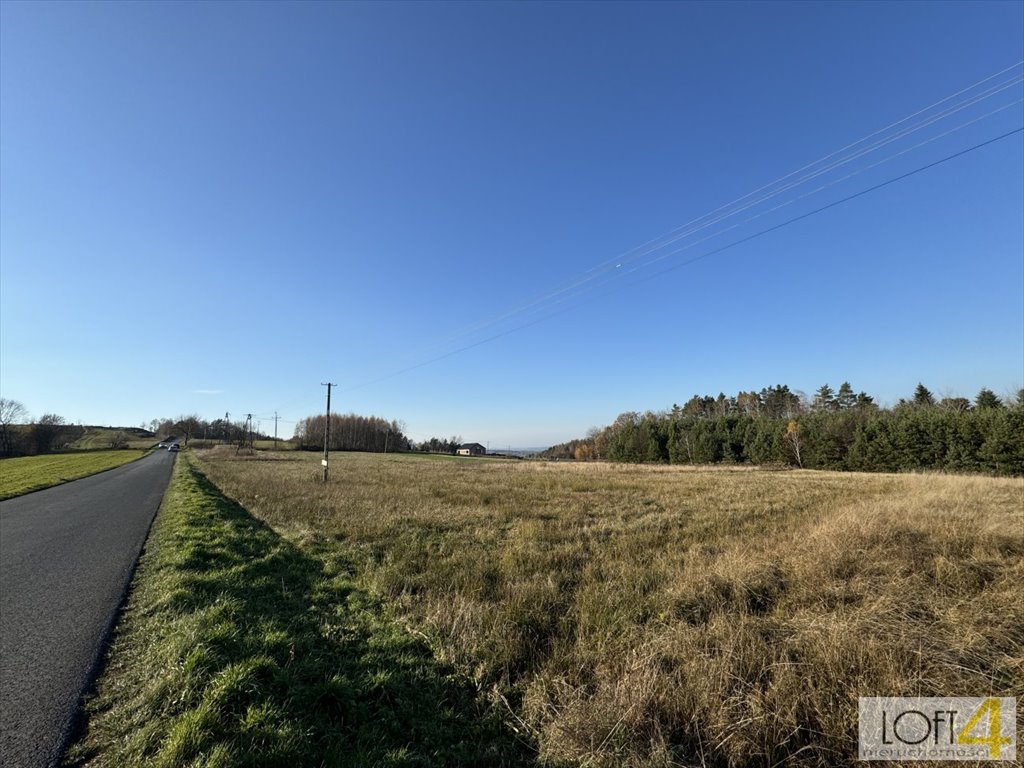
(246, 69), (1024, 411)
(340, 126), (1023, 393)
(628, 126), (1023, 282)
(261, 64), (1024, 412)
(412, 65), (1023, 354)
(619, 99), (1024, 277)
(417, 97), (1023, 322)
(379, 85), (1023, 376)
(615, 76), (1023, 268)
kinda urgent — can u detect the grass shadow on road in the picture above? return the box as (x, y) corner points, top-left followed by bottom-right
(66, 458), (534, 767)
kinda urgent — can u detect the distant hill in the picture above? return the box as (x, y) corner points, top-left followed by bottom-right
(489, 447), (546, 458)
(71, 426), (155, 450)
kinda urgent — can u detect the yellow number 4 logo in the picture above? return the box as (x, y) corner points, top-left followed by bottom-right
(957, 698), (1012, 759)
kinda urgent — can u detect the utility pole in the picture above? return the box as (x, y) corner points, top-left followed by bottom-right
(224, 412), (230, 445)
(321, 382), (335, 482)
(273, 411), (279, 449)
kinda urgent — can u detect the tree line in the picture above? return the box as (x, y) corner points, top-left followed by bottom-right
(147, 415), (274, 447)
(0, 399), (149, 457)
(541, 384), (1024, 476)
(0, 401), (77, 456)
(0, 402), (280, 457)
(411, 436), (465, 454)
(295, 413), (410, 453)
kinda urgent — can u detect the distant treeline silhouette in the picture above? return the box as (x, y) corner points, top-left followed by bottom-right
(295, 413), (411, 453)
(541, 384), (1024, 476)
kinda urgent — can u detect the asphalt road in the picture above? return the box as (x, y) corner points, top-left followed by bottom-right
(0, 449), (176, 768)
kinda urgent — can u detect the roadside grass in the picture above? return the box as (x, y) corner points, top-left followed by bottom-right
(0, 450), (147, 500)
(66, 455), (532, 767)
(195, 450), (1024, 768)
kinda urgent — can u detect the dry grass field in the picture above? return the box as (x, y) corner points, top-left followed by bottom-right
(194, 449), (1023, 767)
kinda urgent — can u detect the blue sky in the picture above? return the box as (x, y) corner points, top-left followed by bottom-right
(1, 0), (1022, 447)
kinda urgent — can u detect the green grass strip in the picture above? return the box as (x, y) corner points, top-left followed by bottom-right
(66, 455), (531, 768)
(0, 450), (147, 500)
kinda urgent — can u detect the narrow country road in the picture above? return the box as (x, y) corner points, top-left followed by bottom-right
(0, 449), (175, 768)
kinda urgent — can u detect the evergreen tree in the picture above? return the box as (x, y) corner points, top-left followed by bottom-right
(760, 385), (801, 419)
(740, 418), (781, 464)
(980, 408), (1024, 475)
(974, 388), (1002, 410)
(667, 419), (696, 464)
(813, 384), (836, 411)
(836, 382), (857, 409)
(557, 382), (1021, 476)
(855, 391), (876, 409)
(945, 411), (985, 472)
(912, 383), (935, 407)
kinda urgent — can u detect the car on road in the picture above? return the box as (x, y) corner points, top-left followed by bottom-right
(157, 442), (167, 448)
(168, 444), (180, 452)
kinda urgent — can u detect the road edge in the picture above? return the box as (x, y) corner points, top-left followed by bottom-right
(53, 452), (176, 768)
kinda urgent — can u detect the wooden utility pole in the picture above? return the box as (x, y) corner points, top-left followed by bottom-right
(321, 382), (335, 482)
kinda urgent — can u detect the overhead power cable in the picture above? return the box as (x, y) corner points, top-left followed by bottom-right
(628, 127), (1023, 280)
(419, 64), (1023, 353)
(340, 126), (1023, 393)
(422, 97), (1023, 317)
(609, 98), (1024, 279)
(266, 64), (1024, 411)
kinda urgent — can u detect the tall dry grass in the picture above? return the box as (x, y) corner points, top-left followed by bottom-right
(196, 449), (1024, 767)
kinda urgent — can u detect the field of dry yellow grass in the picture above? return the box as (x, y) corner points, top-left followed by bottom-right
(195, 449), (1023, 767)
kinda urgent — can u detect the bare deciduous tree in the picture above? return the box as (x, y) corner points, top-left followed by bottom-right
(0, 398), (27, 457)
(175, 415), (201, 446)
(30, 413), (68, 455)
(784, 419), (803, 468)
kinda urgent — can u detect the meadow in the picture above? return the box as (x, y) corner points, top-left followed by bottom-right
(0, 449), (148, 500)
(183, 450), (1023, 767)
(67, 456), (527, 767)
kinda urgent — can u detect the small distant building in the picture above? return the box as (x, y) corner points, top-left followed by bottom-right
(457, 442), (486, 457)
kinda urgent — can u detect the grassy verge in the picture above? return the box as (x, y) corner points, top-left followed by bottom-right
(66, 455), (532, 767)
(0, 450), (147, 500)
(195, 450), (1024, 767)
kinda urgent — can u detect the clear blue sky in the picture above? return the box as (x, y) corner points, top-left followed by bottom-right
(2, 0), (1022, 447)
